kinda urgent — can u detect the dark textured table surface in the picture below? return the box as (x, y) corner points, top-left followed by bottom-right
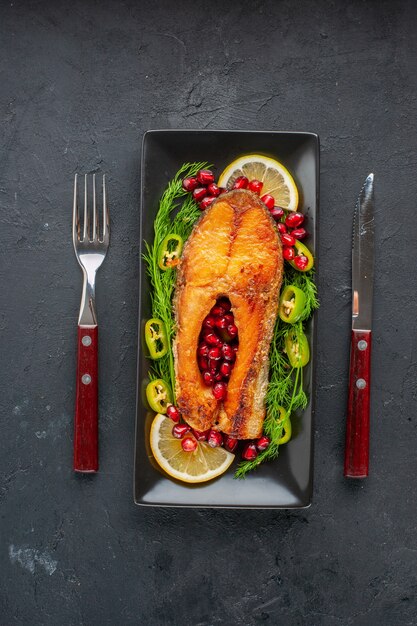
(1, 1), (417, 624)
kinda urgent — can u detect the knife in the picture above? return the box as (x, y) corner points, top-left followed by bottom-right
(344, 174), (375, 478)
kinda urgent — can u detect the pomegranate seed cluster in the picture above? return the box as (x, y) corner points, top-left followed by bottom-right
(197, 297), (237, 401)
(166, 402), (271, 460)
(182, 169), (226, 210)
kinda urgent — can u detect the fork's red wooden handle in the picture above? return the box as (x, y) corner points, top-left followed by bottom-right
(344, 329), (372, 478)
(74, 326), (99, 472)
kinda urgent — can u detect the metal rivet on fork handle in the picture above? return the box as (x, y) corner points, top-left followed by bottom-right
(82, 374), (92, 385)
(82, 335), (92, 346)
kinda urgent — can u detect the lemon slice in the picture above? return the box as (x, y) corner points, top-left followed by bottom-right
(218, 154), (299, 211)
(150, 414), (235, 483)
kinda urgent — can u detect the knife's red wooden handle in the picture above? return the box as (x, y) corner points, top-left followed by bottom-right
(344, 329), (372, 478)
(73, 326), (99, 472)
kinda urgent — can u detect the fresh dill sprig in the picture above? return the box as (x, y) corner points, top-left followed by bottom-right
(142, 162), (209, 400)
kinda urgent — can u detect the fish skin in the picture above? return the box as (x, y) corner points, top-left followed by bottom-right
(174, 189), (283, 438)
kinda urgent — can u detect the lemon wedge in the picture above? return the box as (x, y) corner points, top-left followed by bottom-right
(150, 414), (235, 483)
(218, 154), (299, 211)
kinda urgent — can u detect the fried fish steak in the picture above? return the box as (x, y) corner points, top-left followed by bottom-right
(173, 189), (283, 437)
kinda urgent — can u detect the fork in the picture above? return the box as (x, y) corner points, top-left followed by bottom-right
(72, 173), (110, 472)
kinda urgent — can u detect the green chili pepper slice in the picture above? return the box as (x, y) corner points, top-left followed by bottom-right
(146, 379), (172, 413)
(276, 406), (292, 444)
(289, 240), (314, 272)
(279, 285), (307, 324)
(158, 234), (183, 270)
(145, 318), (168, 359)
(285, 328), (310, 368)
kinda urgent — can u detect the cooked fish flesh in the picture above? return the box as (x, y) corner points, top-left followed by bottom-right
(173, 189), (283, 438)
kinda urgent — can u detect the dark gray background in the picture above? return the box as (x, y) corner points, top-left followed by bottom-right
(1, 1), (416, 624)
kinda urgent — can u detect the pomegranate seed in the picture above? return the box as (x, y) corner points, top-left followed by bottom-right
(207, 429), (223, 448)
(199, 196), (215, 210)
(232, 176), (249, 190)
(281, 233), (296, 247)
(222, 343), (236, 361)
(294, 254), (309, 270)
(203, 315), (216, 329)
(192, 187), (208, 202)
(217, 298), (231, 312)
(224, 435), (238, 452)
(248, 179), (263, 194)
(172, 423), (190, 439)
(197, 169), (215, 185)
(227, 324), (238, 339)
(291, 227), (308, 240)
(211, 305), (225, 317)
(215, 316), (228, 330)
(232, 344), (238, 353)
(220, 361), (232, 378)
(277, 223), (287, 234)
(261, 194), (275, 210)
(256, 435), (271, 451)
(193, 429), (210, 441)
(198, 342), (209, 357)
(224, 313), (234, 325)
(203, 371), (214, 386)
(205, 332), (221, 346)
(269, 207), (284, 222)
(213, 382), (227, 400)
(182, 436), (197, 452)
(198, 356), (209, 371)
(166, 404), (181, 423)
(182, 177), (199, 192)
(285, 212), (304, 229)
(207, 183), (220, 197)
(214, 372), (223, 381)
(218, 187), (227, 195)
(283, 247), (295, 261)
(208, 359), (220, 372)
(208, 347), (222, 360)
(242, 442), (258, 460)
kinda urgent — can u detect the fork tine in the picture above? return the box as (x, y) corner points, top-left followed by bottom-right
(92, 173), (98, 241)
(102, 175), (109, 241)
(72, 174), (79, 244)
(83, 174), (88, 241)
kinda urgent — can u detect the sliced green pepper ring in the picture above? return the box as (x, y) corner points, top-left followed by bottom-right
(145, 318), (169, 360)
(276, 406), (292, 444)
(289, 240), (314, 272)
(284, 327), (310, 368)
(279, 285), (307, 324)
(158, 234), (183, 270)
(146, 379), (172, 414)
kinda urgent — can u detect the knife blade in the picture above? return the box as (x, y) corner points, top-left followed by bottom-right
(344, 173), (375, 478)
